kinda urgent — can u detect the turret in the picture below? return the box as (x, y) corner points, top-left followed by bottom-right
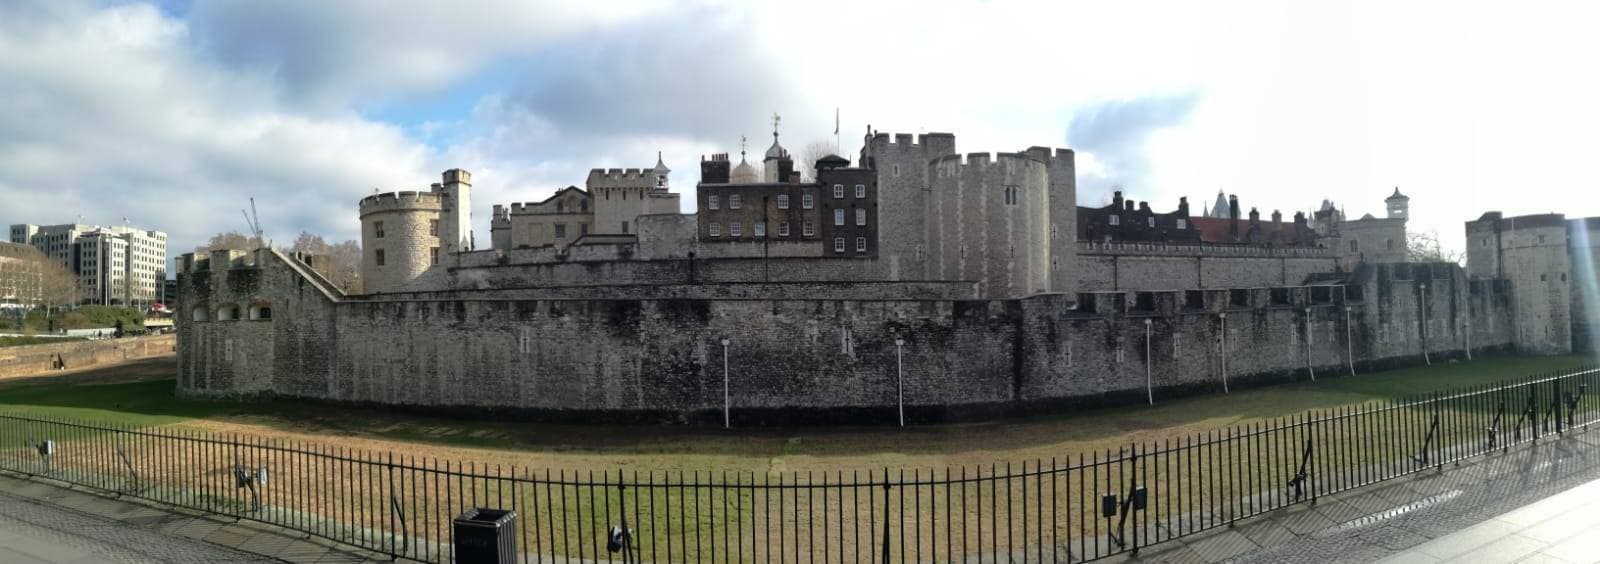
(1386, 187), (1410, 220)
(440, 169), (473, 255)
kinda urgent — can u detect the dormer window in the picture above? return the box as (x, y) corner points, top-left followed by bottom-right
(1147, 217), (1155, 227)
(1109, 215), (1120, 226)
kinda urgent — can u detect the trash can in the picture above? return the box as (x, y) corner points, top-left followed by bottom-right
(453, 508), (517, 564)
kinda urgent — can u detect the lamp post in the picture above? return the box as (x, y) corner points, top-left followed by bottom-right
(1305, 308), (1316, 382)
(720, 338), (730, 429)
(1219, 313), (1229, 394)
(1345, 306), (1356, 376)
(1419, 283), (1431, 366)
(895, 336), (905, 427)
(1144, 319), (1154, 405)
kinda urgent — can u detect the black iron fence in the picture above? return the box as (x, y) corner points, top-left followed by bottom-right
(3, 365), (1598, 562)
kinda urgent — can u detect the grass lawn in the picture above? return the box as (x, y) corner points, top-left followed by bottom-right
(0, 353), (1593, 474)
(3, 353), (1595, 561)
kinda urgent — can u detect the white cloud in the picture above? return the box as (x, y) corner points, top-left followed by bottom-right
(0, 0), (434, 260)
(5, 0), (1600, 266)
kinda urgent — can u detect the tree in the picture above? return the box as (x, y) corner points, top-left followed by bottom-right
(1407, 230), (1464, 265)
(197, 231), (265, 252)
(795, 140), (840, 182)
(37, 257), (81, 311)
(290, 232), (363, 293)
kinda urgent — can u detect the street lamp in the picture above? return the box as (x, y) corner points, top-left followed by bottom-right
(720, 338), (730, 429)
(894, 336), (905, 427)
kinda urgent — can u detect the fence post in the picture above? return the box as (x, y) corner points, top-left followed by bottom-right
(880, 468), (892, 564)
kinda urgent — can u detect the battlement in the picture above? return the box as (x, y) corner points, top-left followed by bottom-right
(358, 191), (445, 216)
(587, 167), (657, 189)
(930, 151), (1047, 171)
(870, 132), (955, 149)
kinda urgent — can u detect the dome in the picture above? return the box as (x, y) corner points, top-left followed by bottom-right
(765, 138), (787, 160)
(730, 156), (759, 184)
(652, 151), (670, 175)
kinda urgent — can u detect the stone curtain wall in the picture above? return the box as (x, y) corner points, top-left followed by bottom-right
(1076, 242), (1340, 291)
(0, 334), (175, 378)
(177, 252), (1513, 422)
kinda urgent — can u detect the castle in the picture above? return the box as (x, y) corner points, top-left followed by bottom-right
(174, 124), (1600, 423)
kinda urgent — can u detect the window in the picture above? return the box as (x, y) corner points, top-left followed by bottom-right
(777, 195), (789, 209)
(803, 194), (815, 209)
(730, 194), (741, 209)
(1350, 240), (1359, 252)
(554, 224), (567, 239)
(1482, 238), (1489, 247)
(621, 221), (629, 234)
(730, 222), (742, 237)
(892, 164), (901, 176)
(375, 249), (385, 266)
(834, 209), (845, 226)
(779, 222), (790, 236)
(856, 208), (867, 226)
(709, 195), (719, 210)
(754, 222), (766, 237)
(374, 221), (385, 238)
(1109, 215), (1120, 226)
(429, 220), (439, 236)
(833, 184), (845, 198)
(1177, 218), (1188, 230)
(1539, 235), (1547, 244)
(1386, 239), (1394, 251)
(803, 222), (815, 237)
(581, 224), (589, 235)
(834, 237), (845, 253)
(430, 247), (439, 265)
(856, 237), (867, 252)
(855, 184), (866, 198)
(709, 223), (721, 237)
(1004, 185), (1018, 205)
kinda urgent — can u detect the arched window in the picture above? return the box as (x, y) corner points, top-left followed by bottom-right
(215, 306), (238, 321)
(249, 301), (273, 321)
(192, 307), (208, 322)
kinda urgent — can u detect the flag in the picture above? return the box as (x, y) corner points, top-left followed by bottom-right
(834, 108), (839, 135)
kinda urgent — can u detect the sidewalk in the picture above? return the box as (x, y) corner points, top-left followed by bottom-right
(1375, 479), (1600, 563)
(0, 472), (395, 563)
(1109, 428), (1600, 563)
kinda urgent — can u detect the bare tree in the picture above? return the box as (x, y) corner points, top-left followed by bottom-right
(1407, 230), (1464, 265)
(37, 258), (82, 312)
(795, 140), (840, 182)
(197, 231), (264, 252)
(290, 232), (363, 293)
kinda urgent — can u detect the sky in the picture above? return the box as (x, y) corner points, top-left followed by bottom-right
(3, 0), (1600, 269)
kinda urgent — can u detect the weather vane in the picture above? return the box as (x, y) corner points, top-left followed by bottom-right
(772, 112), (781, 140)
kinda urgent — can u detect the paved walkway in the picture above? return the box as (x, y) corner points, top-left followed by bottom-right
(0, 472), (393, 563)
(1109, 427), (1600, 563)
(1374, 479), (1600, 563)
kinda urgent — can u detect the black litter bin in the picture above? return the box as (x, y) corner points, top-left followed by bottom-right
(453, 508), (517, 564)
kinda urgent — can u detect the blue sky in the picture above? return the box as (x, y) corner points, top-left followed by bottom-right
(3, 0), (1600, 263)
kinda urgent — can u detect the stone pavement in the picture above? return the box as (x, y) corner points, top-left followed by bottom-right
(1106, 428), (1600, 564)
(0, 472), (398, 563)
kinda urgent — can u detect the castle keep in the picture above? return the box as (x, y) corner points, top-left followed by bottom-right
(176, 125), (1591, 423)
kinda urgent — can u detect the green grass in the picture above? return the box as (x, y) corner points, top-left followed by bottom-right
(0, 353), (1593, 472)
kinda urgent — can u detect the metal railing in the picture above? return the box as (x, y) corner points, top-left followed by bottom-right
(3, 365), (1598, 562)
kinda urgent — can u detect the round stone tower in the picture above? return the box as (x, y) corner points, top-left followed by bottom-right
(358, 190), (443, 293)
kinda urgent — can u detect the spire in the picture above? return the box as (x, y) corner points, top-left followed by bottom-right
(765, 112), (787, 159)
(653, 150), (670, 174)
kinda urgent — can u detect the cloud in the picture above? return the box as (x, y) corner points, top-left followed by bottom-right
(1065, 92), (1200, 202)
(182, 1), (673, 109)
(0, 0), (434, 261)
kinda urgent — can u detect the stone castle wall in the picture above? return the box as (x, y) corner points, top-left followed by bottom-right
(175, 251), (1513, 423)
(0, 334), (175, 378)
(1075, 242), (1341, 291)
